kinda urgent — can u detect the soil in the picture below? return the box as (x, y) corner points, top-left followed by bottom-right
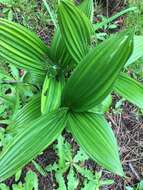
(104, 100), (143, 189)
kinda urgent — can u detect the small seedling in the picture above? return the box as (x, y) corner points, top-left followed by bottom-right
(0, 170), (38, 190)
(33, 135), (114, 190)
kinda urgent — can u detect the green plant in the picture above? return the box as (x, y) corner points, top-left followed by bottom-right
(0, 62), (37, 126)
(124, 1), (143, 88)
(0, 0), (54, 33)
(124, 1), (143, 68)
(33, 135), (114, 190)
(125, 0), (143, 35)
(42, 0), (57, 27)
(0, 0), (143, 183)
(126, 181), (143, 190)
(0, 170), (38, 190)
(93, 7), (136, 41)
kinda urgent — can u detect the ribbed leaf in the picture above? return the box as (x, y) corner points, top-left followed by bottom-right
(89, 94), (112, 114)
(62, 32), (133, 111)
(49, 28), (74, 69)
(78, 0), (94, 20)
(114, 73), (143, 108)
(100, 94), (112, 112)
(0, 109), (67, 182)
(68, 112), (124, 176)
(0, 18), (49, 75)
(49, 27), (63, 61)
(8, 94), (41, 132)
(58, 0), (93, 63)
(126, 35), (143, 67)
(41, 76), (64, 114)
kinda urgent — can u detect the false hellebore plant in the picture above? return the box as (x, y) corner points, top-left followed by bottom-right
(0, 0), (143, 182)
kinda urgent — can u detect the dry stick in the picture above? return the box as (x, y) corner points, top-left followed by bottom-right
(108, 115), (118, 128)
(129, 162), (140, 181)
(124, 157), (143, 163)
(106, 0), (109, 18)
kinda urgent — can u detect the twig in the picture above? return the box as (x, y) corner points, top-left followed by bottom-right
(129, 162), (141, 181)
(108, 115), (118, 128)
(124, 158), (143, 163)
(106, 0), (109, 17)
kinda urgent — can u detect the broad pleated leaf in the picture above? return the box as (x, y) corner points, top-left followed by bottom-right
(78, 0), (94, 21)
(89, 94), (112, 114)
(100, 94), (112, 112)
(0, 18), (49, 76)
(8, 94), (41, 134)
(58, 0), (93, 63)
(0, 108), (67, 182)
(41, 76), (64, 114)
(62, 32), (133, 111)
(126, 35), (143, 66)
(68, 112), (124, 176)
(49, 28), (74, 69)
(114, 73), (143, 108)
(49, 27), (64, 62)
